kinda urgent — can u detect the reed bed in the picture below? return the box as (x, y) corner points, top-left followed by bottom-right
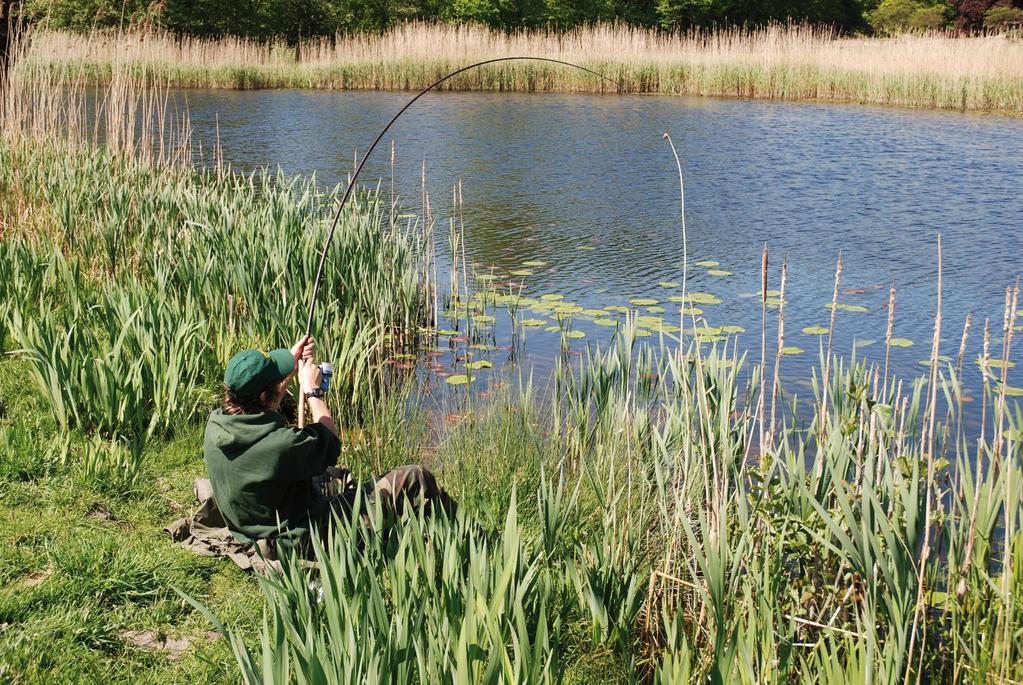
(19, 22), (1023, 113)
(2, 44), (1022, 682)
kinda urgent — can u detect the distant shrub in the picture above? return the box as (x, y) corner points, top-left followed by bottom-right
(984, 5), (1023, 29)
(869, 0), (951, 31)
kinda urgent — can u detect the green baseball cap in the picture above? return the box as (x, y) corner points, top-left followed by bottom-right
(224, 348), (295, 398)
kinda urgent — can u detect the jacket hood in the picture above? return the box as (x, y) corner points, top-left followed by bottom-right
(206, 409), (284, 451)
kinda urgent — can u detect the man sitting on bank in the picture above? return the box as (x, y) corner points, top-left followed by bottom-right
(203, 336), (453, 553)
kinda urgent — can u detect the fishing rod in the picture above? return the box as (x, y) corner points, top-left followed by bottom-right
(302, 57), (622, 338)
(297, 57), (621, 428)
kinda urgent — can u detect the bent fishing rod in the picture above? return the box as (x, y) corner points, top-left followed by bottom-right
(302, 56), (623, 338)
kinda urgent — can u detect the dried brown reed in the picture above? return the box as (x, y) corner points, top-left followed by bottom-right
(19, 23), (1023, 112)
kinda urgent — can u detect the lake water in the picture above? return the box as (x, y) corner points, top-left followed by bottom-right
(179, 89), (1023, 419)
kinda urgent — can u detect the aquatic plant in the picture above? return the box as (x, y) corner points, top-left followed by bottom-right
(19, 23), (1023, 113)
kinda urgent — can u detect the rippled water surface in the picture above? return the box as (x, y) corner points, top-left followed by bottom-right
(179, 89), (1023, 416)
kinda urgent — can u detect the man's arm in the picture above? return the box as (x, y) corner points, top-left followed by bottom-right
(298, 358), (338, 438)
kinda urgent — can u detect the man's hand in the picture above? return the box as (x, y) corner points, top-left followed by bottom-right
(291, 335), (316, 366)
(298, 359), (323, 395)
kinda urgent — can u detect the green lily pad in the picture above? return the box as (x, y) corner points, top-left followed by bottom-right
(522, 260), (548, 267)
(465, 360), (492, 370)
(554, 304), (584, 314)
(582, 309), (607, 317)
(918, 356), (952, 366)
(604, 305), (629, 313)
(633, 329), (651, 337)
(472, 315), (496, 324)
(520, 318), (547, 327)
(826, 303), (869, 313)
(475, 274), (497, 281)
(509, 270), (533, 277)
(437, 329), (460, 336)
(629, 298), (659, 306)
(593, 318), (619, 327)
(540, 294), (565, 302)
(695, 260), (719, 267)
(647, 306), (666, 314)
(854, 339), (877, 347)
(686, 292), (723, 305)
(765, 298), (785, 307)
(577, 245), (596, 251)
(446, 374), (473, 385)
(889, 338), (914, 348)
(679, 306), (703, 316)
(720, 325), (746, 334)
(802, 326), (830, 335)
(1002, 386), (1023, 397)
(565, 331), (586, 339)
(659, 281), (681, 288)
(707, 269), (732, 277)
(978, 358), (1016, 369)
(650, 323), (681, 333)
(781, 346), (805, 355)
(545, 326), (561, 332)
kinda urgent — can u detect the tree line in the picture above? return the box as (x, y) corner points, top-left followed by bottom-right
(14, 0), (1023, 42)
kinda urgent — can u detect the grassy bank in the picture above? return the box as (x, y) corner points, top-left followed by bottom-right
(2, 64), (1023, 682)
(18, 23), (1023, 113)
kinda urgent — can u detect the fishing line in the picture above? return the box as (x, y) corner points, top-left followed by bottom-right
(303, 57), (622, 337)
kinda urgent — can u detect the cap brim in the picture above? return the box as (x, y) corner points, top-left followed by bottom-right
(269, 348), (296, 381)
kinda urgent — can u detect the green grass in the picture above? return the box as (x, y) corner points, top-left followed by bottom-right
(0, 359), (260, 683)
(2, 95), (1022, 680)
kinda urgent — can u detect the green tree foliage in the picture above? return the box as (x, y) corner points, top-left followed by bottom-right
(30, 0), (1016, 36)
(983, 3), (1023, 28)
(868, 0), (951, 31)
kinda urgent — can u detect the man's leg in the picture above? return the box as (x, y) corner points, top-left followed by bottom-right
(371, 465), (456, 518)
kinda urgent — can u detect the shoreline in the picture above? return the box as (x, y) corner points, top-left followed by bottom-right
(18, 24), (1023, 115)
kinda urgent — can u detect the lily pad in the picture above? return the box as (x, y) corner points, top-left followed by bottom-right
(629, 298), (659, 306)
(978, 358), (1016, 369)
(465, 360), (492, 370)
(522, 260), (548, 267)
(509, 270), (533, 277)
(647, 306), (666, 314)
(565, 331), (586, 339)
(545, 326), (562, 332)
(1002, 386), (1023, 397)
(604, 305), (629, 313)
(707, 269), (732, 277)
(437, 329), (460, 336)
(679, 306), (703, 316)
(826, 303), (869, 313)
(577, 245), (596, 251)
(472, 315), (496, 324)
(695, 260), (719, 267)
(854, 339), (877, 348)
(686, 292), (723, 305)
(781, 346), (805, 355)
(889, 338), (914, 348)
(554, 304), (584, 314)
(593, 318), (619, 327)
(633, 329), (651, 337)
(720, 325), (746, 334)
(659, 281), (681, 288)
(582, 309), (607, 317)
(475, 274), (497, 281)
(540, 294), (565, 302)
(446, 374), (474, 386)
(519, 318), (547, 327)
(802, 326), (830, 335)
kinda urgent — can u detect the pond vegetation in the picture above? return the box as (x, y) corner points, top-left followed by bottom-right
(2, 44), (1022, 683)
(18, 22), (1023, 113)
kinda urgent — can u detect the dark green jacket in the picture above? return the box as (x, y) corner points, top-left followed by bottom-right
(203, 409), (340, 544)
